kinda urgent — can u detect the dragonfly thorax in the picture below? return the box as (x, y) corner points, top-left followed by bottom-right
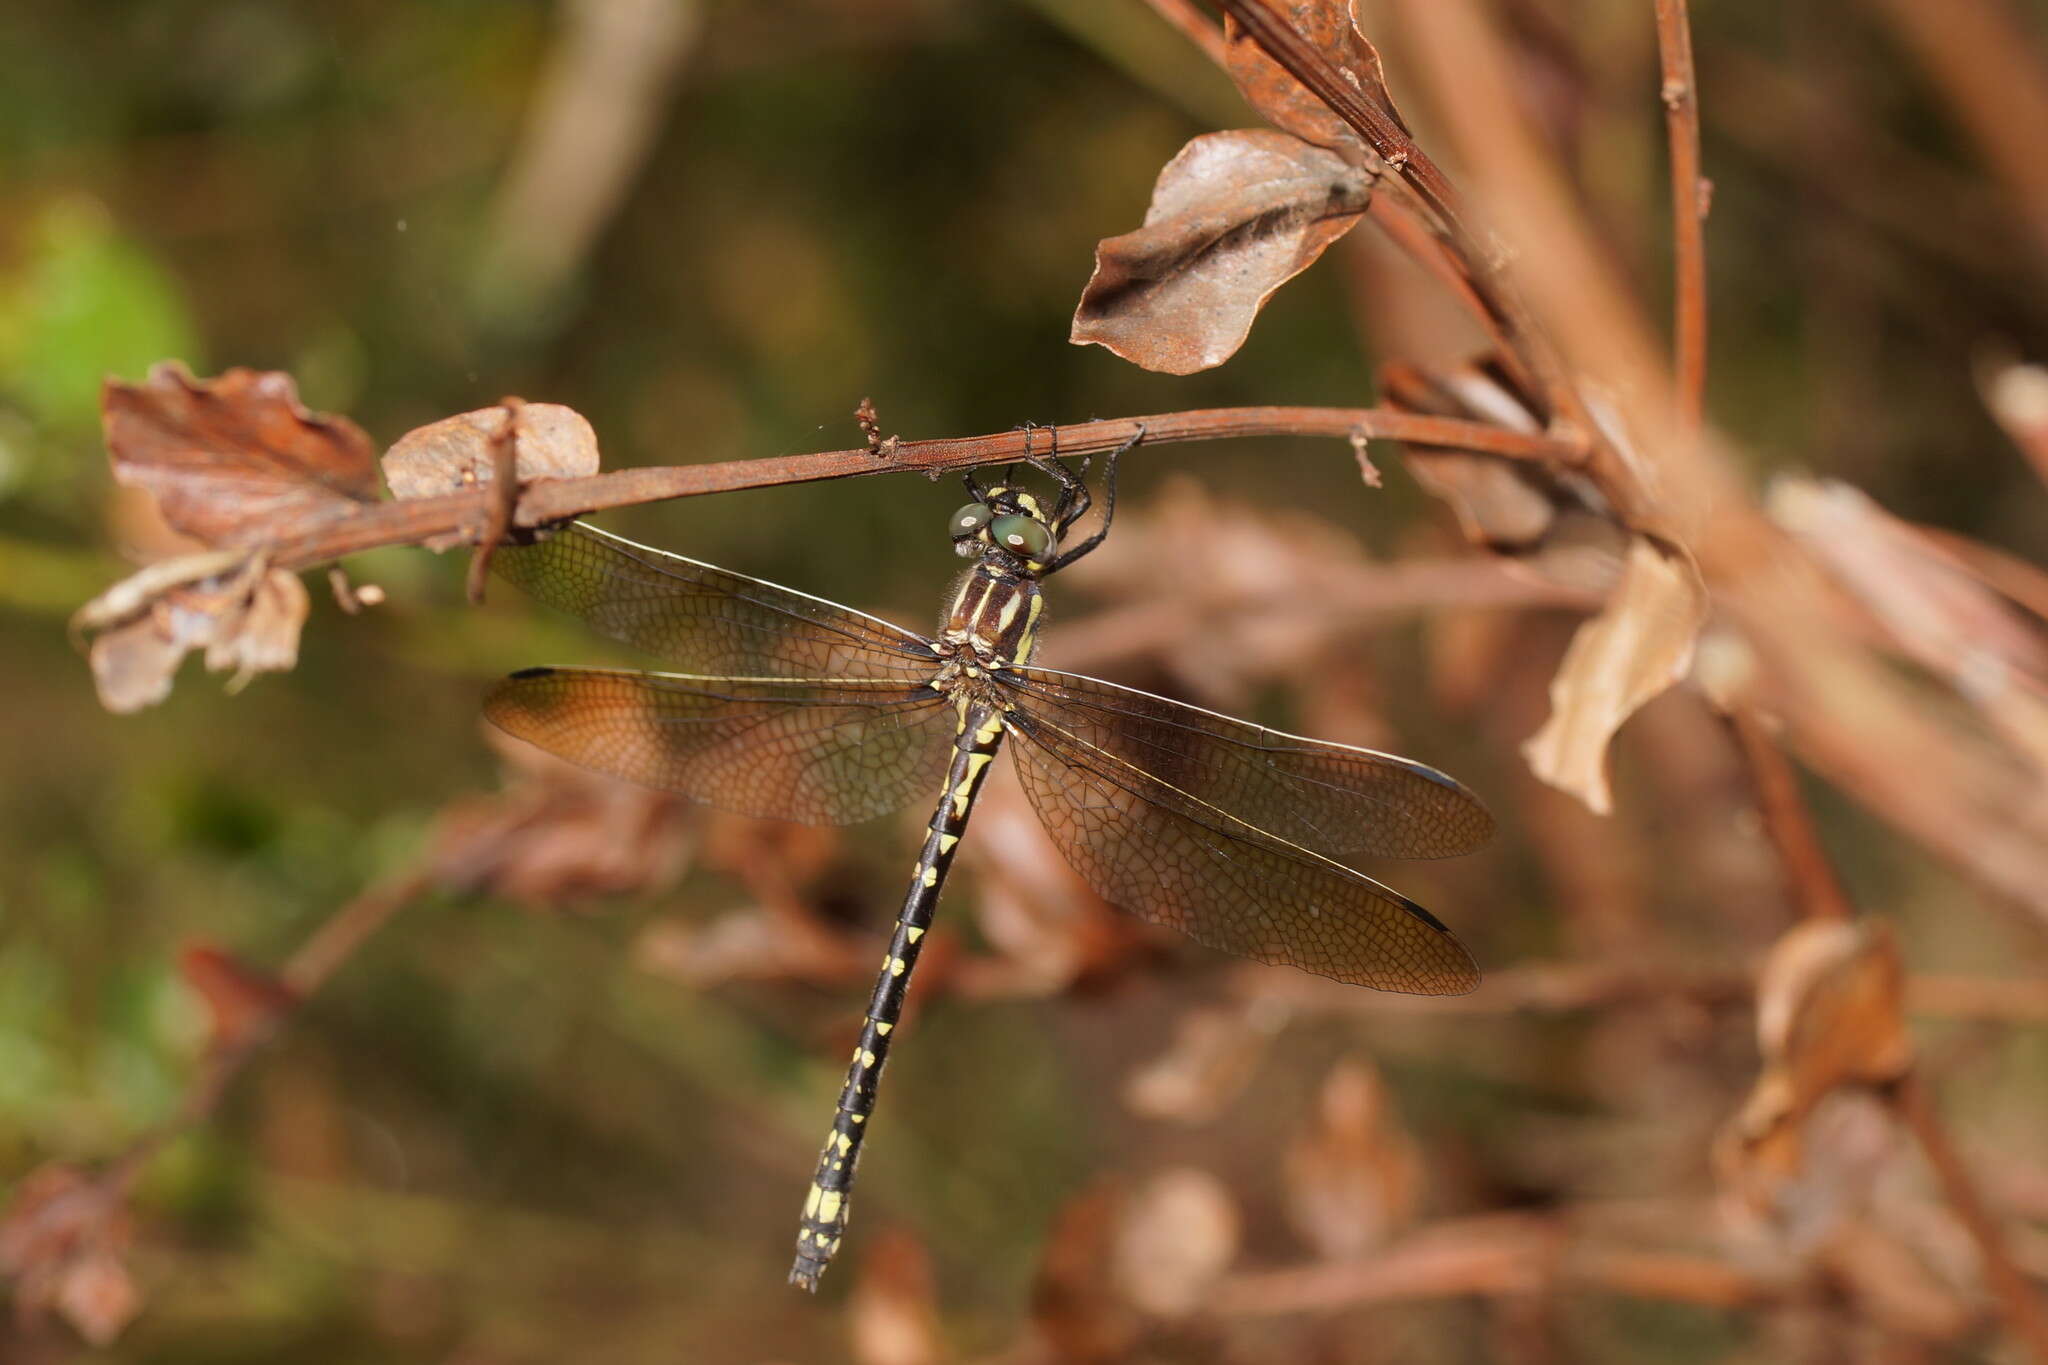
(937, 562), (1043, 669)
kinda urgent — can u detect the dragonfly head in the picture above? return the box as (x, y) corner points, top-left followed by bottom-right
(948, 486), (1054, 570)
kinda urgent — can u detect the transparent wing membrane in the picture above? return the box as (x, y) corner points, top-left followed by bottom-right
(495, 522), (941, 680)
(1004, 703), (1479, 994)
(1005, 667), (1493, 860)
(485, 667), (954, 825)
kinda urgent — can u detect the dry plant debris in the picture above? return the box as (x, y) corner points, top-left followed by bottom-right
(27, 0), (2048, 1355)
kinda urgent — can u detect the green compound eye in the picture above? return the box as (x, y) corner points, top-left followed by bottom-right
(950, 503), (993, 539)
(990, 514), (1051, 561)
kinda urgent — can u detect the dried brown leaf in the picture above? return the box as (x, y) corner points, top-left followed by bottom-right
(177, 944), (299, 1051)
(1978, 358), (2048, 488)
(1717, 921), (1913, 1240)
(53, 1250), (142, 1347)
(1, 1163), (141, 1346)
(633, 908), (863, 989)
(383, 403), (600, 548)
(102, 364), (379, 549)
(1112, 1168), (1241, 1318)
(431, 728), (695, 908)
(1072, 130), (1373, 375)
(848, 1227), (945, 1365)
(1772, 477), (2048, 773)
(956, 771), (1148, 996)
(1283, 1058), (1421, 1259)
(1222, 0), (1411, 155)
(1123, 999), (1288, 1125)
(1522, 534), (1707, 814)
(83, 558), (311, 714)
(1380, 358), (1558, 551)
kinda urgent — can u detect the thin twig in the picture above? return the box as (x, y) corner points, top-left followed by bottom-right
(259, 406), (1589, 573)
(1653, 0), (1709, 435)
(1889, 1072), (2048, 1363)
(1725, 708), (1856, 922)
(1137, 0), (1227, 67)
(465, 396), (525, 605)
(90, 867), (436, 1201)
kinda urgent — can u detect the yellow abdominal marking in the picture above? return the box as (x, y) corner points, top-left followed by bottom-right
(921, 865), (937, 887)
(889, 957), (906, 977)
(906, 926), (923, 942)
(874, 1021), (892, 1035)
(974, 715), (1004, 744)
(805, 1184), (823, 1216)
(817, 1191), (842, 1222)
(938, 833), (959, 852)
(837, 1132), (853, 1154)
(861, 1049), (877, 1068)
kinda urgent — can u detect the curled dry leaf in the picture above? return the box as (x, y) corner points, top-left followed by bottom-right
(431, 727), (695, 908)
(1112, 1167), (1242, 1318)
(382, 402), (601, 549)
(1717, 920), (1913, 1241)
(1283, 1057), (1421, 1260)
(0, 1163), (142, 1346)
(1771, 477), (2048, 774)
(848, 1227), (946, 1365)
(1977, 358), (2048, 486)
(635, 907), (865, 990)
(177, 943), (299, 1052)
(1123, 998), (1289, 1125)
(1072, 130), (1374, 375)
(1522, 534), (1707, 814)
(102, 364), (379, 549)
(82, 364), (375, 711)
(1222, 0), (1411, 155)
(956, 771), (1148, 997)
(81, 555), (311, 713)
(1380, 358), (1559, 552)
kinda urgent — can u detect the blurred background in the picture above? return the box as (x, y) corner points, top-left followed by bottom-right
(4, 1), (2048, 1361)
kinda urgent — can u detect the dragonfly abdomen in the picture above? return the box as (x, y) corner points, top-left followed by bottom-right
(788, 699), (1008, 1291)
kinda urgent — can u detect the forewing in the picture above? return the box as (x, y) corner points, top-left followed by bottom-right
(495, 522), (940, 680)
(486, 667), (953, 825)
(1006, 705), (1478, 994)
(1005, 667), (1492, 859)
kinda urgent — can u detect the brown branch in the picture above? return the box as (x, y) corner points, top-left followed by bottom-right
(1653, 0), (1709, 435)
(262, 406), (1589, 572)
(1888, 1072), (2048, 1363)
(1236, 959), (2048, 1023)
(1725, 708), (1856, 922)
(1212, 1212), (1793, 1317)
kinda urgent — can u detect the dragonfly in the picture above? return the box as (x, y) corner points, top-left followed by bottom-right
(482, 436), (1491, 1291)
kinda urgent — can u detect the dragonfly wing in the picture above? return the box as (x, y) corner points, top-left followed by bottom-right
(486, 667), (954, 825)
(1004, 666), (1492, 859)
(1004, 701), (1478, 994)
(495, 522), (941, 681)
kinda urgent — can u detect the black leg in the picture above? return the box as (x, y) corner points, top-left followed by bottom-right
(1045, 423), (1140, 573)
